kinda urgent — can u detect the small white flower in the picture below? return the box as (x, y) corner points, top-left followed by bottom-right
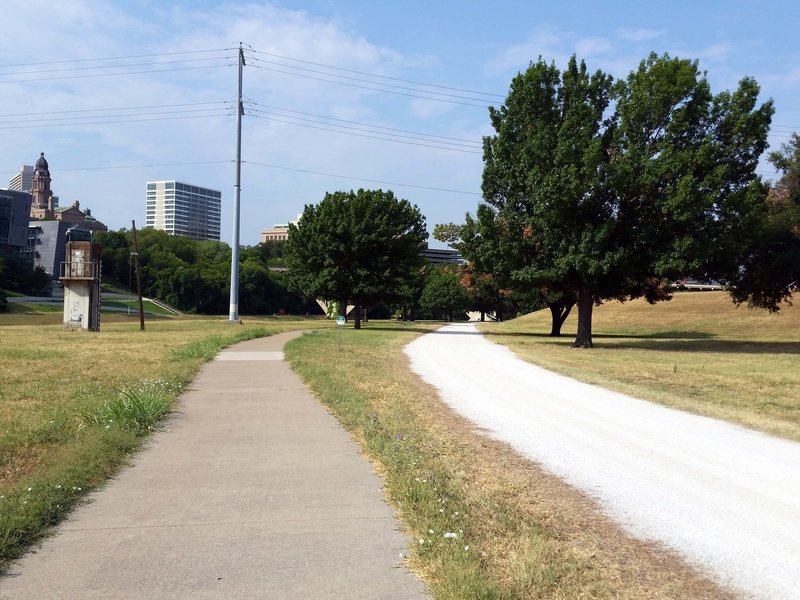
(27, 487), (32, 492)
(428, 529), (434, 534)
(438, 508), (444, 513)
(443, 532), (457, 539)
(418, 538), (425, 544)
(464, 545), (470, 551)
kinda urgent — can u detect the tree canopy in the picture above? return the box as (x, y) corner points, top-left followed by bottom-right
(285, 188), (428, 329)
(94, 229), (316, 315)
(729, 133), (800, 310)
(472, 53), (773, 347)
(419, 266), (471, 321)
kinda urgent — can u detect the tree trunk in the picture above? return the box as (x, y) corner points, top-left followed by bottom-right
(548, 300), (574, 336)
(572, 288), (594, 348)
(354, 303), (362, 329)
(480, 311), (485, 322)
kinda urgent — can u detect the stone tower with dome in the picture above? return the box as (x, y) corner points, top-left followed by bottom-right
(29, 152), (55, 219)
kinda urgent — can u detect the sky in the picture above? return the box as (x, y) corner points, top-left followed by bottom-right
(2, 1), (798, 247)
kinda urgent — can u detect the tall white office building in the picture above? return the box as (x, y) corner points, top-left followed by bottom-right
(145, 181), (222, 241)
(9, 165), (33, 192)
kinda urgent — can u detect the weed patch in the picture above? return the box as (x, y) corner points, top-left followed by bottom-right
(80, 381), (177, 435)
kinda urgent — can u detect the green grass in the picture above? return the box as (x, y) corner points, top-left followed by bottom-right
(100, 299), (176, 316)
(0, 316), (320, 567)
(482, 291), (800, 440)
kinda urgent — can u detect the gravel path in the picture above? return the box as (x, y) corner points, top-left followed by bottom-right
(404, 324), (800, 600)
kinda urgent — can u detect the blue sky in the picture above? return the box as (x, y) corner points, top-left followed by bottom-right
(2, 1), (798, 246)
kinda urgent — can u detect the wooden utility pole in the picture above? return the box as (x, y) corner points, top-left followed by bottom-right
(131, 220), (145, 331)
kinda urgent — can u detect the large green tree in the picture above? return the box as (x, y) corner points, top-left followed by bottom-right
(729, 133), (800, 310)
(286, 189), (427, 329)
(478, 53), (772, 347)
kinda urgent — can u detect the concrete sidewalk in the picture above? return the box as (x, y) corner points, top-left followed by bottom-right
(1, 331), (427, 599)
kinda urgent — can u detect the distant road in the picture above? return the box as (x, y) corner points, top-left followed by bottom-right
(405, 324), (800, 600)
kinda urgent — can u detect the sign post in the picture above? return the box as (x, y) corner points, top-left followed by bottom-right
(336, 315), (346, 350)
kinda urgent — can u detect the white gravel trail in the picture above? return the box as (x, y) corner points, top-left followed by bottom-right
(404, 323), (800, 600)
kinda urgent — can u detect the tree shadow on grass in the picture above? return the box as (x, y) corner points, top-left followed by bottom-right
(357, 323), (800, 354)
(494, 330), (800, 355)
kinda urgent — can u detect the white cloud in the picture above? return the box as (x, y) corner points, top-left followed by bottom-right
(575, 36), (613, 57)
(484, 25), (567, 75)
(617, 28), (666, 43)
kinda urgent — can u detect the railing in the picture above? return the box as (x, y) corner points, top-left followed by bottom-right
(60, 260), (100, 280)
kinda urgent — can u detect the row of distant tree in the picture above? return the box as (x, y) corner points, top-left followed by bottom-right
(93, 225), (495, 320)
(95, 229), (320, 315)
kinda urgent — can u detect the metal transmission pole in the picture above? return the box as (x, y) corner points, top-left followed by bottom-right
(228, 43), (245, 322)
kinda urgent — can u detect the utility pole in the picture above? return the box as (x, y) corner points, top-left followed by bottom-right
(228, 43), (245, 323)
(131, 220), (145, 332)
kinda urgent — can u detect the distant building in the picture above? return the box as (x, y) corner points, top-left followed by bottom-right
(28, 153), (56, 220)
(17, 153), (107, 288)
(27, 220), (72, 280)
(260, 224), (291, 243)
(260, 213), (302, 243)
(9, 165), (33, 192)
(0, 188), (32, 263)
(146, 180), (221, 241)
(421, 243), (464, 265)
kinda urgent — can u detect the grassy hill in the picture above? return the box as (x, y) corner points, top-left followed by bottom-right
(482, 291), (800, 440)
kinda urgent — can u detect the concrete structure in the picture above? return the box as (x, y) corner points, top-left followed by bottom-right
(146, 180), (221, 241)
(0, 188), (32, 263)
(60, 228), (102, 330)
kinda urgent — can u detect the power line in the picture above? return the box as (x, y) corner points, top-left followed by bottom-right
(244, 100), (482, 145)
(246, 107), (481, 150)
(246, 49), (504, 99)
(0, 56), (233, 78)
(0, 63), (233, 84)
(243, 160), (481, 195)
(246, 63), (490, 108)
(57, 160), (233, 172)
(247, 112), (482, 154)
(246, 55), (496, 104)
(0, 111), (231, 129)
(0, 101), (230, 118)
(0, 48), (232, 69)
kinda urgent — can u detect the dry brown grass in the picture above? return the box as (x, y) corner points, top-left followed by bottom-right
(287, 324), (734, 598)
(483, 291), (800, 440)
